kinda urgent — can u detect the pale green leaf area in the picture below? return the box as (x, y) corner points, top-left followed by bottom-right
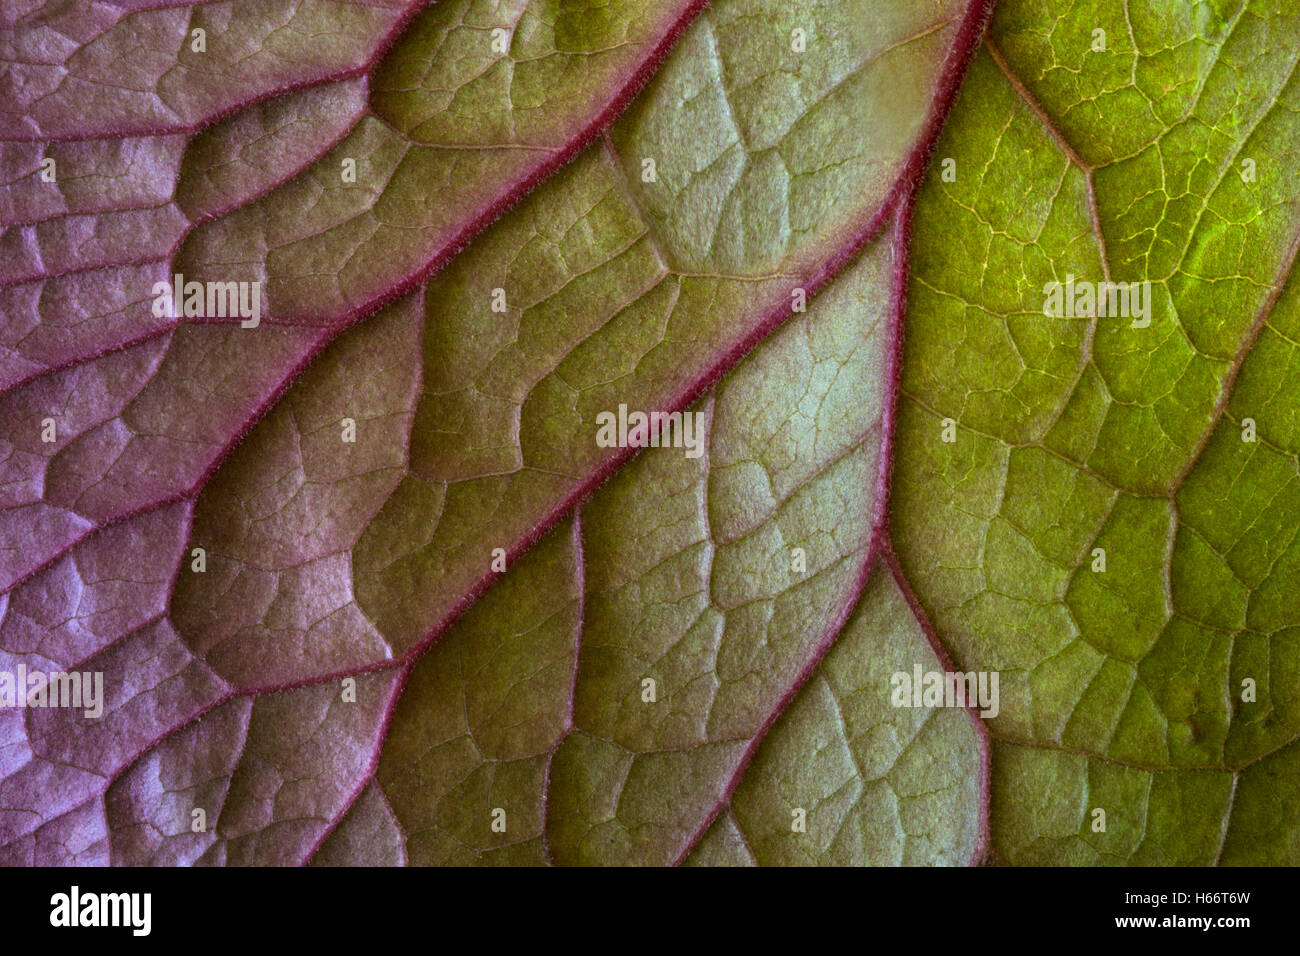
(337, 230), (984, 866)
(158, 0), (986, 867)
(172, 0), (970, 682)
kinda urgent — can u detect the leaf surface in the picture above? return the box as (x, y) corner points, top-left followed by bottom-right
(5, 0), (1298, 868)
(893, 0), (1300, 864)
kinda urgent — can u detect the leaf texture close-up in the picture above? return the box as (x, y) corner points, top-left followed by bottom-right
(1, 0), (1298, 869)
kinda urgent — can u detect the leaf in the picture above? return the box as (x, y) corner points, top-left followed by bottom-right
(5, 0), (1297, 870)
(694, 561), (985, 866)
(893, 0), (1300, 864)
(0, 0), (707, 575)
(1, 0), (994, 864)
(168, 0), (982, 697)
(287, 226), (983, 867)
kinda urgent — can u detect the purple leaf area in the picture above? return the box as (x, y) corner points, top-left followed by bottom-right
(0, 0), (1007, 866)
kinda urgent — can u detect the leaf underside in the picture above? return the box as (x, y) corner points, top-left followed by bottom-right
(1, 0), (1297, 866)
